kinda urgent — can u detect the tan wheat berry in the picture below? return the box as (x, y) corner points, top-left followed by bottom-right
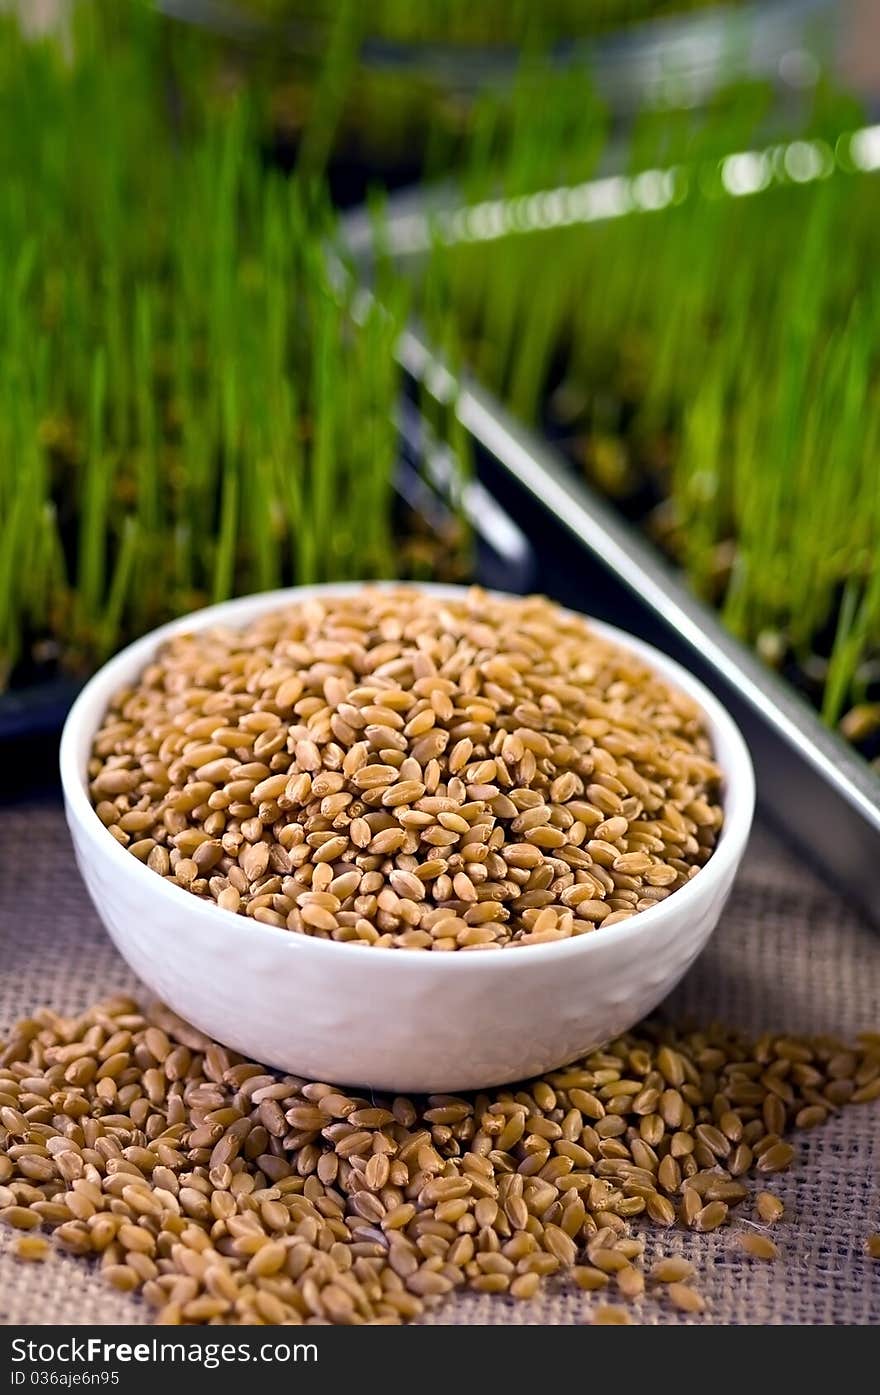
(736, 1232), (779, 1261)
(1, 998), (878, 1325)
(86, 589), (723, 950)
(755, 1192), (784, 1225)
(667, 1282), (707, 1314)
(650, 1257), (695, 1284)
(592, 1304), (633, 1325)
(13, 1235), (49, 1261)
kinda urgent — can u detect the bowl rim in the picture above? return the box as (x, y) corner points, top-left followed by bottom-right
(60, 581), (755, 973)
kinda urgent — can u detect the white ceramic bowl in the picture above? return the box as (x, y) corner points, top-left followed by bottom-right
(60, 583), (754, 1093)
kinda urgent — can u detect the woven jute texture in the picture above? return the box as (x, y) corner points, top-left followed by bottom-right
(1, 798), (878, 1326)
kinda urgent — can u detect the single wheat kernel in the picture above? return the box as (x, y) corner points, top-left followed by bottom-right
(693, 1200), (728, 1232)
(510, 1272), (540, 1300)
(592, 1305), (633, 1325)
(616, 1265), (645, 1299)
(736, 1232), (779, 1261)
(667, 1283), (707, 1314)
(755, 1192), (784, 1225)
(756, 1142), (795, 1174)
(650, 1257), (695, 1284)
(14, 1235), (49, 1262)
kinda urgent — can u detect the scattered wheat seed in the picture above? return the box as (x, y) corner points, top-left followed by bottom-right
(616, 1264), (645, 1299)
(693, 1200), (728, 1233)
(756, 1142), (795, 1174)
(736, 1232), (779, 1261)
(755, 1192), (785, 1225)
(0, 998), (877, 1327)
(667, 1282), (707, 1314)
(13, 1235), (49, 1262)
(650, 1257), (695, 1284)
(592, 1305), (633, 1325)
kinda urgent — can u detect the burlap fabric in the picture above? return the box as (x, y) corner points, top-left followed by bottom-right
(1, 799), (878, 1325)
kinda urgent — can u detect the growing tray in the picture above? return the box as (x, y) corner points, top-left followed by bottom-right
(343, 133), (880, 926)
(0, 403), (533, 780)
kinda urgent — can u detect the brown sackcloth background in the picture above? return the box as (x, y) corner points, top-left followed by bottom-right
(1, 799), (878, 1325)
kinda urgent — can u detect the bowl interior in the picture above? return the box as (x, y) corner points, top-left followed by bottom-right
(60, 582), (755, 971)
